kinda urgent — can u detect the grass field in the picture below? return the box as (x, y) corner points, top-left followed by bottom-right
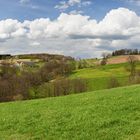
(35, 63), (139, 96)
(69, 63), (131, 91)
(0, 85), (140, 140)
(70, 63), (129, 79)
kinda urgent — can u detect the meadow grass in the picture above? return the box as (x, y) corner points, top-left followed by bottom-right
(0, 85), (140, 140)
(70, 63), (129, 79)
(69, 63), (131, 91)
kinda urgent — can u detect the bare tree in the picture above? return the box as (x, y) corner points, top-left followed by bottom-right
(100, 52), (111, 66)
(107, 77), (120, 89)
(102, 52), (111, 59)
(127, 55), (138, 80)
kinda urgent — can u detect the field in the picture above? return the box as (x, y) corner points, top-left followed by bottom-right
(31, 61), (140, 97)
(107, 55), (140, 64)
(0, 85), (140, 140)
(69, 63), (133, 91)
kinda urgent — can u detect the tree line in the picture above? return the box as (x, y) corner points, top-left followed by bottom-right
(0, 59), (85, 102)
(112, 49), (140, 56)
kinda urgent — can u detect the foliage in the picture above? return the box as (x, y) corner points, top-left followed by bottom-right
(0, 59), (76, 102)
(126, 55), (138, 80)
(107, 76), (120, 89)
(32, 78), (87, 98)
(100, 58), (107, 65)
(112, 49), (140, 56)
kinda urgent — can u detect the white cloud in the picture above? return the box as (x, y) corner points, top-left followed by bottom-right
(30, 41), (40, 46)
(55, 1), (69, 10)
(19, 0), (40, 9)
(55, 0), (91, 11)
(19, 0), (30, 4)
(125, 0), (140, 5)
(0, 19), (26, 41)
(68, 0), (81, 5)
(69, 10), (84, 14)
(0, 8), (140, 57)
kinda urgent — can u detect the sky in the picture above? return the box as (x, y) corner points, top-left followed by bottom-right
(0, 0), (140, 58)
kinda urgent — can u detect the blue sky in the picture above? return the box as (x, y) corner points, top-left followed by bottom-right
(0, 0), (140, 57)
(0, 0), (139, 21)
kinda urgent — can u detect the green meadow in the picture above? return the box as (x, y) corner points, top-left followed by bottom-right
(69, 63), (131, 91)
(0, 85), (140, 140)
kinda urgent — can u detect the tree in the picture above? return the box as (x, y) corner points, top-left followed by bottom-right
(100, 52), (111, 65)
(107, 77), (120, 89)
(126, 55), (138, 80)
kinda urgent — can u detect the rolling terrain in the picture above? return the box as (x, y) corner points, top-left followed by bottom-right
(69, 62), (140, 91)
(107, 55), (140, 64)
(0, 85), (140, 140)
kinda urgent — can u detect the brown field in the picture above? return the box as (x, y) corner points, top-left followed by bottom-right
(107, 55), (140, 64)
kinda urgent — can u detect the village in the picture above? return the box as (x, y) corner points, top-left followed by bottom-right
(0, 54), (38, 68)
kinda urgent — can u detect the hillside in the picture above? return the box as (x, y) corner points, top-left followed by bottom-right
(69, 63), (132, 91)
(1, 52), (140, 102)
(107, 55), (140, 64)
(0, 85), (140, 140)
(89, 55), (140, 65)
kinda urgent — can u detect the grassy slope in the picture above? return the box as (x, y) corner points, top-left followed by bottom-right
(0, 85), (140, 140)
(70, 63), (130, 91)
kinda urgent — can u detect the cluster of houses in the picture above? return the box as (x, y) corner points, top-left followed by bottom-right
(14, 61), (36, 68)
(0, 53), (74, 68)
(0, 58), (36, 68)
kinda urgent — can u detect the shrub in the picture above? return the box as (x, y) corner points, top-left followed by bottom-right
(107, 77), (120, 89)
(100, 58), (107, 66)
(54, 79), (72, 96)
(13, 94), (24, 101)
(31, 78), (88, 98)
(73, 78), (87, 93)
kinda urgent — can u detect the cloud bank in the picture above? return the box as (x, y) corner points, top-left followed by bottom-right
(0, 8), (140, 57)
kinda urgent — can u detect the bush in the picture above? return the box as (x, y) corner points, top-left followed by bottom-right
(100, 58), (107, 66)
(13, 94), (24, 101)
(128, 70), (140, 84)
(107, 77), (120, 89)
(31, 78), (88, 98)
(73, 79), (87, 93)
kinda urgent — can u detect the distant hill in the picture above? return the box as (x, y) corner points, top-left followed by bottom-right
(14, 53), (74, 61)
(0, 53), (74, 62)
